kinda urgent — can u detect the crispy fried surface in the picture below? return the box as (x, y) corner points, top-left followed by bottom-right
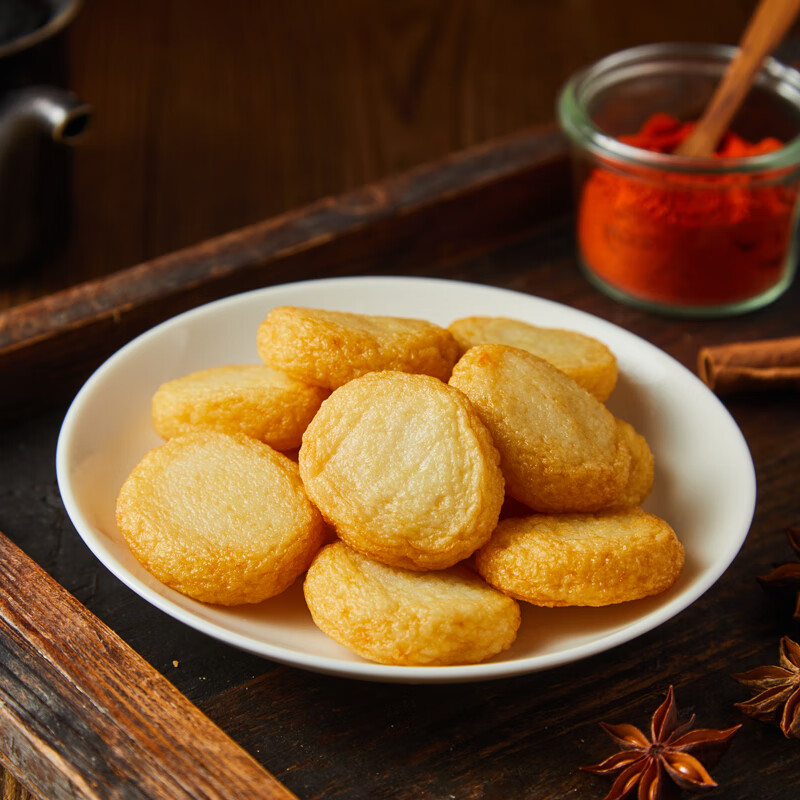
(298, 371), (505, 570)
(449, 344), (630, 513)
(476, 508), (684, 607)
(152, 364), (328, 450)
(116, 430), (325, 605)
(612, 418), (655, 508)
(304, 542), (521, 665)
(448, 316), (618, 401)
(257, 306), (460, 389)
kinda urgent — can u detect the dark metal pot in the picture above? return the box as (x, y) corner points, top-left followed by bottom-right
(0, 0), (90, 278)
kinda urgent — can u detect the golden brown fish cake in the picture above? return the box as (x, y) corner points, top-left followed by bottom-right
(448, 344), (630, 513)
(475, 508), (684, 607)
(151, 364), (328, 451)
(256, 306), (460, 389)
(612, 418), (655, 508)
(298, 371), (504, 571)
(448, 316), (618, 401)
(116, 430), (325, 605)
(304, 542), (521, 665)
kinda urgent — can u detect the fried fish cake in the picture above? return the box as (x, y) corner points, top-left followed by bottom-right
(256, 306), (460, 389)
(448, 316), (618, 401)
(475, 508), (684, 607)
(151, 364), (328, 450)
(449, 344), (630, 513)
(116, 430), (325, 605)
(304, 542), (521, 665)
(298, 371), (505, 571)
(612, 418), (655, 508)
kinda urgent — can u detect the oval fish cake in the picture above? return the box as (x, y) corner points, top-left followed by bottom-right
(449, 344), (630, 513)
(475, 508), (684, 607)
(152, 364), (328, 451)
(612, 418), (655, 508)
(116, 430), (325, 605)
(256, 306), (460, 389)
(304, 542), (521, 666)
(448, 316), (618, 401)
(298, 371), (505, 571)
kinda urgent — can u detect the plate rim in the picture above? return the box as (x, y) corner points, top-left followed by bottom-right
(55, 275), (756, 683)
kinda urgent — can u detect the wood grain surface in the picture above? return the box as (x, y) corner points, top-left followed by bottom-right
(0, 0), (761, 309)
(0, 528), (297, 799)
(0, 126), (570, 420)
(3, 1), (800, 797)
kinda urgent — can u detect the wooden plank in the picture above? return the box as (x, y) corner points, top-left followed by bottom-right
(0, 530), (297, 800)
(0, 126), (570, 420)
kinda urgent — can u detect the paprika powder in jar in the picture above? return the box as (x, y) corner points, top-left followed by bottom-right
(558, 43), (800, 316)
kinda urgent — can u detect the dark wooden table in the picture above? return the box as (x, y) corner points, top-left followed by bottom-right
(1, 127), (799, 798)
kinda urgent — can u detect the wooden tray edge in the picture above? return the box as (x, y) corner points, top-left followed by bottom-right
(0, 529), (298, 800)
(0, 125), (570, 419)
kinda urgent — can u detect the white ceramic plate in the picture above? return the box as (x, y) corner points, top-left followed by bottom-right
(56, 276), (756, 683)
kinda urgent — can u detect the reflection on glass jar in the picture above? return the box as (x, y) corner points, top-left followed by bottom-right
(558, 43), (800, 317)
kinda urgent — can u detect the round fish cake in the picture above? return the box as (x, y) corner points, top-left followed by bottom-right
(298, 371), (505, 571)
(304, 542), (521, 666)
(152, 364), (328, 451)
(256, 306), (460, 389)
(475, 508), (684, 607)
(448, 316), (618, 401)
(449, 344), (630, 513)
(116, 430), (325, 605)
(612, 418), (655, 508)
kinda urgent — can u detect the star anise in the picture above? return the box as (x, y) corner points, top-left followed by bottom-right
(732, 636), (800, 738)
(582, 686), (740, 800)
(758, 526), (800, 620)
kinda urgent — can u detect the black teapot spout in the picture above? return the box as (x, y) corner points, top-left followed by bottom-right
(0, 86), (91, 277)
(0, 0), (88, 278)
(0, 85), (90, 144)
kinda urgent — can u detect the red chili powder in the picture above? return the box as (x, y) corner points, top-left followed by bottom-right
(577, 113), (797, 306)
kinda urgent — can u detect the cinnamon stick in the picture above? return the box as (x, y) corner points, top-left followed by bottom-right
(697, 336), (800, 393)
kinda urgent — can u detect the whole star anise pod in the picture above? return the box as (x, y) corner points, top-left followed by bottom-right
(733, 636), (800, 738)
(582, 686), (740, 800)
(758, 526), (800, 620)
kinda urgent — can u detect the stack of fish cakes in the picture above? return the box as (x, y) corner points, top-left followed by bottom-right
(116, 307), (683, 666)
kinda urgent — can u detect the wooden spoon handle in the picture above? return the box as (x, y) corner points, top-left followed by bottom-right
(676, 0), (800, 157)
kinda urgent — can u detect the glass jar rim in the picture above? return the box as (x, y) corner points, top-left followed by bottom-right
(557, 41), (800, 175)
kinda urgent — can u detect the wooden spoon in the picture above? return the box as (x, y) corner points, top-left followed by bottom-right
(676, 0), (800, 157)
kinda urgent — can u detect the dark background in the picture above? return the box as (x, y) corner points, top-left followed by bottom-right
(0, 0), (764, 309)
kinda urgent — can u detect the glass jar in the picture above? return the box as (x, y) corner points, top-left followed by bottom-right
(557, 42), (800, 316)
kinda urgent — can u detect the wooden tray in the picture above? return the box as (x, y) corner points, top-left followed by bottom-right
(1, 125), (799, 799)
